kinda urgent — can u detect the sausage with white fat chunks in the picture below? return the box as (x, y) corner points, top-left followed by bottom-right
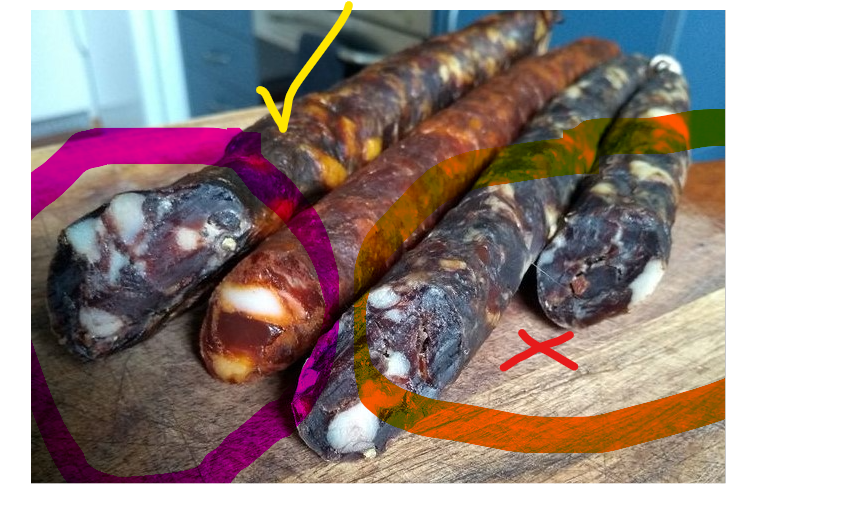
(200, 39), (621, 383)
(535, 55), (692, 328)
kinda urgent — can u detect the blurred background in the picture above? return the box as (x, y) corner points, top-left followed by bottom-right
(31, 10), (725, 160)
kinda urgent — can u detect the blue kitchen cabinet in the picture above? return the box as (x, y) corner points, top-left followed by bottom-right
(674, 10), (725, 161)
(440, 10), (725, 161)
(177, 10), (260, 118)
(448, 10), (666, 54)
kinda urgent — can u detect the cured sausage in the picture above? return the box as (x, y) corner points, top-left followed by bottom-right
(535, 55), (691, 328)
(200, 39), (620, 383)
(201, 39), (620, 383)
(293, 55), (649, 460)
(46, 11), (560, 360)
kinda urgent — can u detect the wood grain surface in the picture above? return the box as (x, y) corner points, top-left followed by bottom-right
(30, 107), (725, 483)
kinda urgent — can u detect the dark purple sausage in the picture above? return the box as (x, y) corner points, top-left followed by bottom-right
(45, 11), (560, 360)
(294, 55), (649, 460)
(535, 55), (692, 328)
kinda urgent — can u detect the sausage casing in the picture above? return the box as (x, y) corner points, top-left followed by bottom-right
(535, 55), (692, 328)
(200, 39), (620, 382)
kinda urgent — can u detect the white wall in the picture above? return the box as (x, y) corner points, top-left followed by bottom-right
(31, 10), (93, 122)
(80, 10), (147, 127)
(31, 10), (189, 136)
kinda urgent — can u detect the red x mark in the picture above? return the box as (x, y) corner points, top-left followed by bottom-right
(500, 329), (579, 372)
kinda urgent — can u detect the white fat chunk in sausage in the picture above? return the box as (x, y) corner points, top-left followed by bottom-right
(544, 204), (560, 239)
(438, 64), (450, 83)
(107, 193), (146, 244)
(219, 284), (284, 320)
(79, 307), (124, 338)
(175, 227), (201, 251)
(650, 54), (683, 75)
(492, 183), (515, 199)
(590, 182), (617, 197)
(642, 107), (677, 119)
(384, 350), (410, 377)
(630, 160), (676, 187)
(326, 402), (380, 454)
(66, 218), (104, 263)
(368, 286), (400, 309)
(629, 259), (666, 305)
(564, 85), (583, 99)
(209, 353), (254, 383)
(220, 237), (237, 252)
(383, 309), (403, 323)
(605, 66), (628, 89)
(107, 247), (129, 284)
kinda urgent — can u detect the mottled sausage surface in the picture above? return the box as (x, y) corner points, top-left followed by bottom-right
(535, 55), (691, 328)
(293, 55), (649, 460)
(46, 11), (559, 360)
(201, 39), (620, 383)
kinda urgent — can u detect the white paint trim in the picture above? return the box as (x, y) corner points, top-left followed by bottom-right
(129, 10), (163, 126)
(129, 10), (189, 127)
(79, 11), (147, 128)
(668, 10), (688, 56)
(447, 10), (459, 32)
(151, 10), (190, 124)
(68, 10), (100, 121)
(657, 10), (688, 56)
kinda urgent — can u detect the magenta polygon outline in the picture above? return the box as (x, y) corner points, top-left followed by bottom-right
(31, 128), (340, 482)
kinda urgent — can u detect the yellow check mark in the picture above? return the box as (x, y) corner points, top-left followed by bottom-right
(256, 2), (353, 133)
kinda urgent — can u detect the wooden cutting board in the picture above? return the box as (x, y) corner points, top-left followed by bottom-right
(30, 107), (725, 483)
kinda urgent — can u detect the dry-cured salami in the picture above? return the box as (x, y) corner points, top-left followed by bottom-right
(293, 55), (649, 460)
(200, 39), (620, 383)
(46, 11), (560, 360)
(535, 55), (691, 328)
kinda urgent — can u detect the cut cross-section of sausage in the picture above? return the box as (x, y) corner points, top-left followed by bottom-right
(200, 39), (621, 383)
(291, 55), (650, 460)
(46, 11), (561, 360)
(535, 54), (692, 328)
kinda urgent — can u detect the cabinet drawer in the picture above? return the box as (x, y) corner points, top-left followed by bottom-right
(177, 10), (253, 40)
(178, 15), (257, 96)
(185, 64), (259, 117)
